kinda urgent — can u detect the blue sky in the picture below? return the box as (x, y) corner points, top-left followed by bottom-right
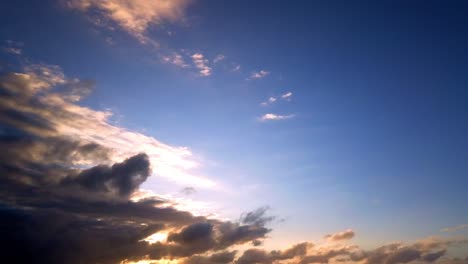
(1, 0), (468, 263)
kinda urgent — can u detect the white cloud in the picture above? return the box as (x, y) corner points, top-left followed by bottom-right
(249, 70), (269, 80)
(281, 91), (293, 99)
(213, 54), (225, 63)
(260, 91), (293, 106)
(67, 0), (191, 44)
(260, 113), (295, 121)
(191, 53), (212, 77)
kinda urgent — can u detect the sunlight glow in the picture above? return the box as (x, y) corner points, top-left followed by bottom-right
(143, 232), (168, 244)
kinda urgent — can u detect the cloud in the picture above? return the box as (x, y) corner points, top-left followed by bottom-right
(324, 229), (355, 242)
(0, 61), (281, 263)
(232, 65), (241, 72)
(213, 54), (225, 63)
(192, 53), (212, 77)
(2, 40), (23, 55)
(442, 224), (468, 233)
(259, 113), (295, 121)
(66, 0), (191, 44)
(0, 63), (214, 188)
(249, 70), (269, 80)
(162, 52), (190, 68)
(260, 92), (293, 106)
(181, 187), (197, 196)
(281, 91), (292, 99)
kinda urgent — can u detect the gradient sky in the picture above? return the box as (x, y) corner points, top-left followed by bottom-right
(1, 0), (468, 263)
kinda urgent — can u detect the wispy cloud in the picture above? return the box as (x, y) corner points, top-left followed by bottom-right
(441, 224), (468, 233)
(191, 53), (212, 76)
(249, 70), (270, 80)
(232, 64), (241, 72)
(213, 54), (225, 63)
(260, 91), (293, 106)
(2, 40), (23, 55)
(66, 0), (191, 44)
(260, 113), (295, 121)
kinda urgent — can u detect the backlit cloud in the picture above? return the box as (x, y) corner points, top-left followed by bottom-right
(0, 62), (214, 188)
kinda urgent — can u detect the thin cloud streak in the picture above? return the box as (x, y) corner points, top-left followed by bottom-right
(260, 113), (295, 121)
(260, 92), (293, 106)
(249, 70), (269, 80)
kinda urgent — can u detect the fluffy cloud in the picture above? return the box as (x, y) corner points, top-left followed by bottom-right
(249, 70), (270, 80)
(260, 113), (295, 121)
(66, 0), (191, 43)
(192, 53), (212, 77)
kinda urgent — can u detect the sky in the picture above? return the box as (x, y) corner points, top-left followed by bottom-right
(0, 0), (468, 263)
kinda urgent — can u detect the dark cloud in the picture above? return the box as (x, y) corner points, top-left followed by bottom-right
(324, 229), (355, 242)
(182, 186), (197, 195)
(61, 153), (151, 197)
(241, 206), (275, 227)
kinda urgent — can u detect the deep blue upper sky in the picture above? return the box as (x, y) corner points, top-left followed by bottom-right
(1, 0), (467, 249)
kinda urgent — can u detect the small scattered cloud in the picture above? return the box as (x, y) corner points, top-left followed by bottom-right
(213, 54), (225, 63)
(260, 113), (295, 121)
(281, 91), (293, 99)
(191, 53), (212, 76)
(260, 91), (293, 106)
(324, 229), (355, 242)
(248, 70), (269, 80)
(441, 224), (468, 233)
(232, 64), (241, 72)
(181, 187), (196, 196)
(162, 52), (190, 68)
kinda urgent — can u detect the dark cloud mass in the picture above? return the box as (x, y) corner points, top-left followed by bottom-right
(1, 64), (467, 264)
